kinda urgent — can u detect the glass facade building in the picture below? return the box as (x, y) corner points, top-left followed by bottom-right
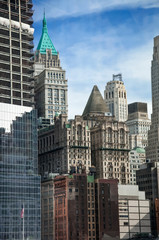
(0, 103), (41, 240)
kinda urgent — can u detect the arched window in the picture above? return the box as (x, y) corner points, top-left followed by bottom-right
(121, 165), (125, 172)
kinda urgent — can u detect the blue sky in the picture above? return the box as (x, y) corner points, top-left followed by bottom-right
(33, 0), (159, 118)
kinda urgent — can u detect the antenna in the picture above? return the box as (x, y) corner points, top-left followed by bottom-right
(113, 73), (122, 81)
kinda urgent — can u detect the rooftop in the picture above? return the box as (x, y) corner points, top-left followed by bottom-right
(82, 85), (109, 117)
(37, 13), (57, 55)
(133, 147), (145, 154)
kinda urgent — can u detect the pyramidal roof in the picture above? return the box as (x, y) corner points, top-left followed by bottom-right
(37, 13), (57, 55)
(82, 85), (109, 117)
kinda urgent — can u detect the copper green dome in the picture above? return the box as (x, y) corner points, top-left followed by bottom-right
(37, 13), (57, 55)
(133, 147), (145, 153)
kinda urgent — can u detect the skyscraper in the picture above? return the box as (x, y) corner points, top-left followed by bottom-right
(34, 14), (68, 124)
(146, 36), (159, 162)
(0, 1), (41, 239)
(0, 104), (41, 239)
(0, 0), (34, 106)
(104, 74), (128, 122)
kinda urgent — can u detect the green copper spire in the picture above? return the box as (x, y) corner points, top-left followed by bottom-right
(37, 13), (57, 55)
(43, 11), (47, 33)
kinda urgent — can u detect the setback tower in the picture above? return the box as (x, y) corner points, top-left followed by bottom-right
(34, 14), (68, 124)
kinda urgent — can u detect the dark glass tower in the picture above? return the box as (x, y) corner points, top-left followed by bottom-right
(0, 104), (41, 239)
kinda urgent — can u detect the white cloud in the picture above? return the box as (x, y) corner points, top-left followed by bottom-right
(62, 32), (153, 118)
(33, 0), (157, 119)
(33, 0), (159, 21)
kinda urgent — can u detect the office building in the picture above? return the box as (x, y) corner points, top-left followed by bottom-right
(38, 85), (130, 184)
(136, 162), (159, 236)
(90, 119), (130, 184)
(83, 85), (130, 184)
(0, 103), (41, 239)
(0, 1), (41, 239)
(34, 14), (68, 124)
(53, 173), (119, 240)
(38, 114), (91, 176)
(104, 74), (128, 122)
(155, 199), (159, 237)
(118, 184), (151, 239)
(54, 173), (96, 240)
(95, 179), (119, 240)
(0, 0), (34, 106)
(41, 173), (59, 240)
(126, 102), (151, 149)
(129, 147), (146, 185)
(146, 36), (159, 162)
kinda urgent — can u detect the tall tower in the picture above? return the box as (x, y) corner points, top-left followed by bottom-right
(0, 0), (34, 106)
(104, 74), (128, 122)
(0, 1), (41, 239)
(146, 36), (159, 162)
(34, 14), (68, 124)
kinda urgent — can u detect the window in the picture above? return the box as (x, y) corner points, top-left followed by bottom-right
(124, 222), (128, 226)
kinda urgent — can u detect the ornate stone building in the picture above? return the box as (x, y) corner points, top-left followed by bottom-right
(34, 14), (68, 124)
(104, 74), (128, 122)
(83, 85), (130, 184)
(38, 85), (130, 184)
(38, 114), (91, 176)
(90, 121), (130, 184)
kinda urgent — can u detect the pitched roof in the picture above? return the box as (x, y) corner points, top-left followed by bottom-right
(37, 13), (57, 55)
(82, 85), (109, 117)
